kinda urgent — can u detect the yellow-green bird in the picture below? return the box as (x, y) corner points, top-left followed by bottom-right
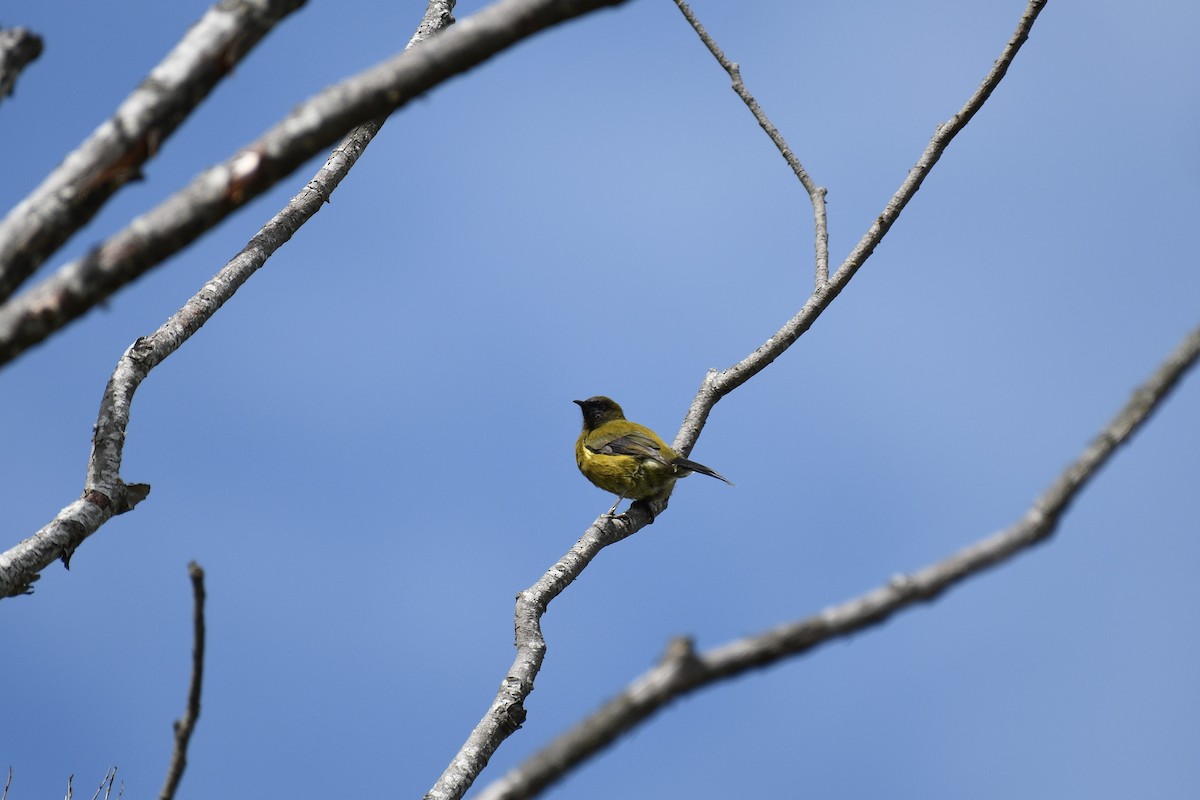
(574, 396), (733, 515)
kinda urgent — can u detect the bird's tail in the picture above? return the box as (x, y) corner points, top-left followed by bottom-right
(673, 457), (734, 486)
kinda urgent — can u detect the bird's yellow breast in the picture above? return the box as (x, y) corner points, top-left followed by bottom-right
(575, 434), (677, 500)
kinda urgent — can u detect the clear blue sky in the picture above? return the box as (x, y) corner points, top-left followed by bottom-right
(3, 1), (1198, 797)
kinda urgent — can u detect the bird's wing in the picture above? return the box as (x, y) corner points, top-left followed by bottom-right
(587, 430), (671, 465)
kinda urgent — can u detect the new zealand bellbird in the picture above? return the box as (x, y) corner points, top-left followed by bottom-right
(574, 396), (733, 515)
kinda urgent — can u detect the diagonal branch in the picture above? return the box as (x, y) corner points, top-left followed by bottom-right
(835, 0), (1045, 287)
(424, 509), (652, 800)
(0, 0), (629, 370)
(0, 26), (43, 107)
(0, 0), (306, 303)
(475, 320), (1200, 800)
(674, 0), (1047, 454)
(0, 1), (456, 600)
(158, 562), (207, 800)
(670, 0), (829, 286)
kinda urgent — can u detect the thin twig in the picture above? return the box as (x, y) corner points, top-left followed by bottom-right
(671, 0), (829, 287)
(2, 766), (11, 800)
(0, 2), (456, 600)
(0, 26), (43, 106)
(0, 2), (306, 303)
(89, 768), (116, 800)
(675, 0), (1048, 454)
(159, 563), (207, 800)
(0, 0), (629, 369)
(476, 320), (1200, 800)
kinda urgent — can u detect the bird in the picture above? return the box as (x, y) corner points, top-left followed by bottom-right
(574, 396), (732, 516)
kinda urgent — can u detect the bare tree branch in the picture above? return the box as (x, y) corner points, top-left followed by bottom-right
(0, 26), (43, 107)
(1, 765), (11, 800)
(0, 487), (151, 597)
(424, 510), (651, 800)
(0, 0), (629, 369)
(834, 0), (1045, 286)
(0, 0), (456, 600)
(158, 563), (207, 800)
(675, 0), (1048, 454)
(88, 767), (117, 800)
(670, 0), (829, 287)
(0, 0), (306, 303)
(426, 4), (1048, 797)
(476, 320), (1200, 800)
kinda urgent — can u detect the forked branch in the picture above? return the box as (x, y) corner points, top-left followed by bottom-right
(671, 0), (829, 286)
(675, 0), (1048, 452)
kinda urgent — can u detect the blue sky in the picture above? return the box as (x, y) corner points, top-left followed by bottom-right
(2, 0), (1198, 798)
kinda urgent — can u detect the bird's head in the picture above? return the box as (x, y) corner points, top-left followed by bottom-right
(574, 396), (626, 431)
